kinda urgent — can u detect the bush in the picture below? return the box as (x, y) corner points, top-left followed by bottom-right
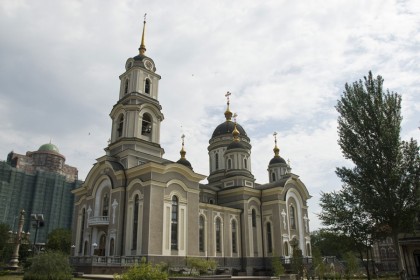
(272, 256), (285, 277)
(23, 251), (72, 280)
(186, 257), (217, 275)
(117, 257), (168, 280)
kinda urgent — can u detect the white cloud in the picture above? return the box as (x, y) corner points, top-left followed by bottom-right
(0, 0), (419, 231)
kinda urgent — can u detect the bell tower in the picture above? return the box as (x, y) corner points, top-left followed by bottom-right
(107, 16), (165, 168)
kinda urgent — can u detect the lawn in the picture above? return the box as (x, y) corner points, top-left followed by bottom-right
(0, 276), (88, 280)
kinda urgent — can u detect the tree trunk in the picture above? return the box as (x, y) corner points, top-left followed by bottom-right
(358, 248), (371, 280)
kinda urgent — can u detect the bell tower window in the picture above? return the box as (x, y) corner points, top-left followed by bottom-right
(117, 115), (124, 137)
(124, 79), (129, 94)
(145, 79), (151, 94)
(141, 113), (152, 136)
(215, 153), (219, 170)
(227, 158), (232, 170)
(271, 172), (276, 182)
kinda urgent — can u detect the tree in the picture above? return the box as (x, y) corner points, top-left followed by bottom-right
(319, 189), (383, 280)
(311, 229), (356, 259)
(46, 228), (72, 254)
(333, 71), (420, 275)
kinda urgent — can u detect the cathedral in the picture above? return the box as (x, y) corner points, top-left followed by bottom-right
(71, 20), (312, 275)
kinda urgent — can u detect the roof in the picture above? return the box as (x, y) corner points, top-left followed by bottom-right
(269, 156), (286, 165)
(212, 121), (247, 138)
(38, 143), (60, 153)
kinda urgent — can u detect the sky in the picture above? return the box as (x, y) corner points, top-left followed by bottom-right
(0, 0), (419, 231)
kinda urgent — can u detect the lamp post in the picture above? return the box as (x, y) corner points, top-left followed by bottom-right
(92, 242), (97, 256)
(8, 209), (30, 270)
(31, 213), (44, 253)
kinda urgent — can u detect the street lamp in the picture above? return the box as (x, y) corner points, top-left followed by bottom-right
(8, 209), (30, 270)
(31, 213), (44, 253)
(92, 243), (97, 256)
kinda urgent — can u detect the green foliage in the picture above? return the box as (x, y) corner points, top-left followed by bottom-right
(186, 257), (217, 275)
(326, 71), (420, 274)
(45, 228), (72, 254)
(0, 223), (10, 250)
(292, 247), (304, 279)
(271, 256), (285, 277)
(311, 230), (357, 259)
(343, 252), (359, 280)
(117, 257), (168, 280)
(23, 251), (73, 280)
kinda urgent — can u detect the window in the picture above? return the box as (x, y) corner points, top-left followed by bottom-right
(271, 172), (276, 182)
(306, 243), (311, 256)
(109, 238), (115, 256)
(252, 209), (257, 228)
(145, 79), (150, 94)
(227, 158), (232, 169)
(216, 218), (222, 253)
(99, 234), (106, 256)
(215, 153), (219, 170)
(267, 222), (273, 253)
(132, 195), (139, 249)
(117, 115), (124, 137)
(199, 216), (205, 252)
(232, 220), (237, 253)
(79, 209), (85, 253)
(171, 196), (178, 250)
(83, 241), (88, 256)
(141, 113), (152, 135)
(244, 158), (247, 169)
(124, 79), (129, 94)
(290, 205), (296, 229)
(102, 193), (109, 216)
(284, 241), (289, 256)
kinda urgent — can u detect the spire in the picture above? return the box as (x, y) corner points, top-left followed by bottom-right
(139, 13), (147, 55)
(224, 91), (233, 121)
(180, 134), (186, 159)
(232, 113), (240, 142)
(273, 132), (280, 157)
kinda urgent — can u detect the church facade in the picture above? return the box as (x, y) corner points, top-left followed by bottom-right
(71, 21), (312, 275)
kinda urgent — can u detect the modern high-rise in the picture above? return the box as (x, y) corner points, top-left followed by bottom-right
(0, 143), (80, 244)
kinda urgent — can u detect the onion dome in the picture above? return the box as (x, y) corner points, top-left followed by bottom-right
(176, 134), (193, 170)
(269, 132), (286, 164)
(212, 92), (248, 138)
(38, 143), (60, 153)
(227, 118), (245, 150)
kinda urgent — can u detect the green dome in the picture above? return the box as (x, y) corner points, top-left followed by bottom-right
(38, 143), (60, 153)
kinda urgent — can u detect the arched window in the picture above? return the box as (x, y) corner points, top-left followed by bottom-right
(102, 193), (109, 216)
(380, 248), (387, 258)
(99, 234), (106, 256)
(109, 238), (115, 256)
(267, 222), (273, 253)
(252, 209), (257, 228)
(199, 216), (205, 252)
(141, 113), (152, 135)
(215, 218), (222, 253)
(132, 195), (139, 249)
(124, 79), (129, 94)
(117, 115), (124, 137)
(171, 196), (178, 250)
(290, 205), (296, 229)
(306, 243), (311, 256)
(232, 220), (237, 253)
(215, 153), (219, 170)
(227, 158), (232, 170)
(284, 241), (289, 256)
(145, 79), (151, 94)
(271, 172), (276, 182)
(244, 158), (247, 169)
(79, 208), (85, 253)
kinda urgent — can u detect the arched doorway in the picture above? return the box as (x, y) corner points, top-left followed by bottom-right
(98, 234), (106, 256)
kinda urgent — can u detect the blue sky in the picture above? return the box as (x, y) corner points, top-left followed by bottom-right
(0, 0), (419, 230)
